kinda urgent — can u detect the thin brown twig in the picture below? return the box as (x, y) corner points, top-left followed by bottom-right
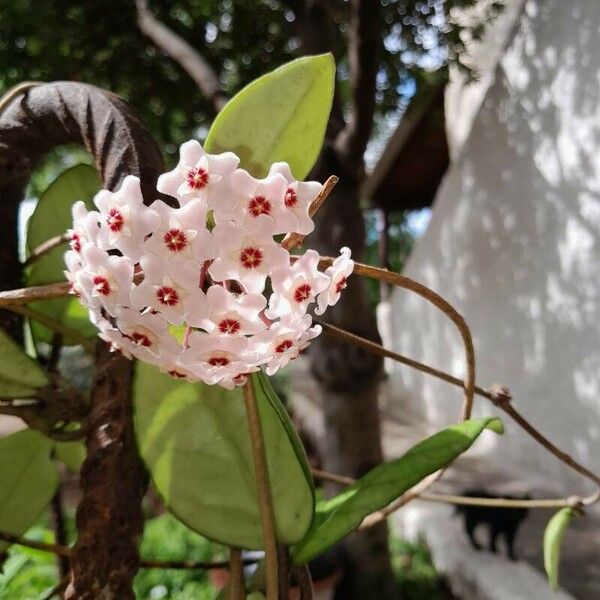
(243, 380), (278, 600)
(0, 530), (257, 570)
(23, 233), (69, 268)
(281, 176), (339, 250)
(7, 304), (95, 353)
(294, 563), (315, 600)
(311, 468), (588, 511)
(229, 547), (246, 600)
(0, 281), (71, 307)
(316, 322), (600, 510)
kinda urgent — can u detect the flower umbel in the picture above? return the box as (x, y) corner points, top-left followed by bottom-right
(66, 141), (352, 389)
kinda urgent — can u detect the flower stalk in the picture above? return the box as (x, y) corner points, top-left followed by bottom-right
(243, 379), (279, 600)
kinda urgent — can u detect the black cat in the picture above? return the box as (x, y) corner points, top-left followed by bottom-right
(456, 488), (530, 560)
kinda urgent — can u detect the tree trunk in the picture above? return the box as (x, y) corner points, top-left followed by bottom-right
(309, 149), (398, 600)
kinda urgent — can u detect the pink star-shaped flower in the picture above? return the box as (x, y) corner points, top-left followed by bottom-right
(266, 249), (330, 319)
(157, 140), (239, 209)
(268, 162), (320, 235)
(144, 198), (215, 263)
(209, 215), (289, 293)
(187, 284), (267, 335)
(315, 247), (354, 315)
(94, 176), (160, 262)
(130, 255), (206, 325)
(75, 243), (134, 314)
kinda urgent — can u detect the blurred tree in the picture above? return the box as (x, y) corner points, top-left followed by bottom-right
(0, 1), (500, 598)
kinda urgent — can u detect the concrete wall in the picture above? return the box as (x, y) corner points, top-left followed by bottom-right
(381, 0), (600, 496)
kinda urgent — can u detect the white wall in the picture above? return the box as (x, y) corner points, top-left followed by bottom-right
(381, 0), (600, 496)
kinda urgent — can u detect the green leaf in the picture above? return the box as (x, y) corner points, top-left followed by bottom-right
(54, 441), (86, 472)
(0, 328), (48, 398)
(25, 164), (101, 345)
(544, 507), (574, 591)
(0, 430), (59, 553)
(291, 417), (503, 564)
(134, 363), (314, 549)
(247, 594), (266, 600)
(205, 53), (335, 179)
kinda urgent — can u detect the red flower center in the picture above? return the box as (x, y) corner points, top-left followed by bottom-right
(163, 228), (188, 252)
(156, 286), (179, 306)
(335, 276), (347, 294)
(92, 275), (111, 296)
(239, 246), (263, 269)
(293, 283), (312, 303)
(131, 332), (152, 347)
(70, 232), (81, 252)
(208, 356), (230, 367)
(248, 195), (272, 217)
(284, 187), (297, 208)
(186, 167), (209, 190)
(168, 369), (187, 379)
(275, 339), (293, 353)
(107, 208), (124, 232)
(218, 318), (241, 334)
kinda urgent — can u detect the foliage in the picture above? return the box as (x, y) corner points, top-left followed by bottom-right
(134, 364), (314, 549)
(390, 537), (450, 600)
(543, 507), (574, 591)
(291, 417), (503, 563)
(25, 164), (100, 345)
(0, 0), (501, 157)
(134, 514), (221, 600)
(206, 53), (334, 179)
(0, 524), (58, 600)
(0, 431), (58, 554)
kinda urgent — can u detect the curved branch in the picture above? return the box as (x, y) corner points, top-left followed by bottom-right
(135, 0), (227, 112)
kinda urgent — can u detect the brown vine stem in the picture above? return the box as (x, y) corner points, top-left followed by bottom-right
(0, 530), (257, 570)
(229, 547), (246, 600)
(315, 322), (600, 510)
(0, 281), (71, 307)
(8, 304), (95, 353)
(23, 233), (69, 268)
(293, 564), (315, 600)
(311, 468), (586, 510)
(243, 380), (278, 600)
(281, 176), (339, 251)
(321, 258), (476, 419)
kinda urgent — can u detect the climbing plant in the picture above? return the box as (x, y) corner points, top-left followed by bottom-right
(0, 54), (597, 600)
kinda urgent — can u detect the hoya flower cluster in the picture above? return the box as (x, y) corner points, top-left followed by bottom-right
(65, 141), (353, 389)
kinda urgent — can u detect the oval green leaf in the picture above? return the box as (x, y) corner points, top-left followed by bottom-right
(291, 417), (503, 564)
(205, 53), (335, 179)
(134, 363), (314, 549)
(0, 328), (48, 398)
(0, 430), (59, 553)
(544, 507), (574, 591)
(25, 164), (101, 345)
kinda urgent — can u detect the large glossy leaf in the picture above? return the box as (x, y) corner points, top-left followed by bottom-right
(134, 364), (314, 549)
(291, 417), (504, 564)
(544, 507), (574, 591)
(205, 53), (335, 179)
(0, 328), (48, 398)
(25, 164), (101, 345)
(0, 430), (59, 553)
